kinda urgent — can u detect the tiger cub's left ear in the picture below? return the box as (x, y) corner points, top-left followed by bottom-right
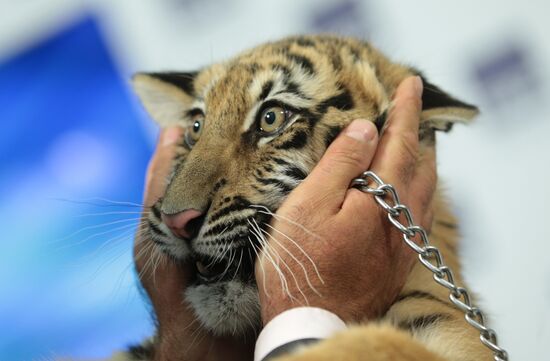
(132, 72), (198, 127)
(419, 76), (479, 133)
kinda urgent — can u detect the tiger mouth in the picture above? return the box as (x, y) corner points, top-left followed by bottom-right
(193, 252), (252, 284)
(194, 256), (230, 283)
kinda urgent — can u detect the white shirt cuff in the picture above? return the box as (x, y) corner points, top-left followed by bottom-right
(254, 307), (347, 361)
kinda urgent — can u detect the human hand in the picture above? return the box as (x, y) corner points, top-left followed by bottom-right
(134, 128), (254, 361)
(255, 76), (435, 324)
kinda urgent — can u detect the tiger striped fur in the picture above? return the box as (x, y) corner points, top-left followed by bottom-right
(119, 35), (490, 360)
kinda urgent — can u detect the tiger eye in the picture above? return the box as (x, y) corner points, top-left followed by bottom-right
(260, 106), (287, 133)
(185, 114), (204, 147)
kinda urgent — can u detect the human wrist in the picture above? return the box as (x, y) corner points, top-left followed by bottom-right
(259, 288), (360, 325)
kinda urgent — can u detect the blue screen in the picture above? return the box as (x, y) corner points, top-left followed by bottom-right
(0, 16), (155, 360)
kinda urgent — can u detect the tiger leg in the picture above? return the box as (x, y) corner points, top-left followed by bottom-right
(270, 324), (446, 361)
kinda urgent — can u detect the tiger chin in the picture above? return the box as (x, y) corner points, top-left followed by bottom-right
(120, 35), (491, 360)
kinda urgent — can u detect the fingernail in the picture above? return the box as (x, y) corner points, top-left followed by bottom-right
(345, 119), (377, 142)
(161, 127), (182, 146)
(413, 76), (423, 98)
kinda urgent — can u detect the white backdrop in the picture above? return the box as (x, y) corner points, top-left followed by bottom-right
(1, 0), (548, 359)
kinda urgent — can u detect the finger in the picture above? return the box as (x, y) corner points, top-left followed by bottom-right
(371, 76), (423, 188)
(297, 119), (379, 210)
(411, 144), (437, 229)
(143, 127), (183, 207)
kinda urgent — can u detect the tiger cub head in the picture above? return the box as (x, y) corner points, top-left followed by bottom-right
(132, 35), (478, 336)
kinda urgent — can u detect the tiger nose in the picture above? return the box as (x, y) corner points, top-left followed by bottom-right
(162, 209), (205, 240)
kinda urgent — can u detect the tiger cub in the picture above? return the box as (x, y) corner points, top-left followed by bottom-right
(125, 35), (490, 360)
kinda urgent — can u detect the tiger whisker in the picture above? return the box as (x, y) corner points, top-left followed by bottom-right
(250, 205), (323, 240)
(48, 196), (147, 208)
(82, 234), (134, 286)
(249, 220), (286, 294)
(258, 226), (310, 305)
(134, 237), (155, 266)
(249, 204), (324, 285)
(136, 237), (160, 279)
(259, 227), (320, 300)
(248, 219), (295, 302)
(207, 243), (232, 268)
(232, 248), (244, 281)
(262, 222), (325, 286)
(219, 225), (230, 236)
(249, 236), (269, 297)
(53, 221), (142, 256)
(151, 248), (167, 287)
(218, 248), (236, 281)
(51, 216), (144, 246)
(77, 226), (140, 265)
(139, 243), (162, 282)
(72, 210), (150, 218)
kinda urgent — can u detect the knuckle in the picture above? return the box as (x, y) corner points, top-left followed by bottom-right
(331, 145), (366, 170)
(398, 131), (419, 165)
(401, 91), (422, 113)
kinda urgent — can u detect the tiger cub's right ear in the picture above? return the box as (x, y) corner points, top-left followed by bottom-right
(132, 72), (198, 127)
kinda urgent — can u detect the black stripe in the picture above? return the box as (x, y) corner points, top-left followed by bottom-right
(287, 53), (315, 74)
(294, 37), (316, 47)
(255, 176), (294, 195)
(284, 81), (310, 100)
(204, 195), (252, 229)
(150, 71), (198, 96)
(271, 63), (292, 79)
(275, 129), (308, 150)
(394, 290), (449, 307)
(329, 53), (343, 71)
(349, 47), (362, 62)
(317, 89), (354, 114)
(374, 109), (387, 133)
(209, 201), (249, 223)
(324, 125), (343, 148)
(252, 184), (267, 194)
(127, 342), (154, 360)
(152, 238), (167, 247)
(259, 80), (274, 101)
(246, 62), (261, 74)
(148, 219), (168, 238)
(203, 217), (250, 237)
(151, 204), (161, 220)
(398, 313), (451, 331)
(212, 178), (227, 193)
(271, 157), (290, 166)
(233, 195), (252, 208)
(283, 166), (307, 181)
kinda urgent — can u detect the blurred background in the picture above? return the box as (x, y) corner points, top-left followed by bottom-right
(0, 0), (548, 359)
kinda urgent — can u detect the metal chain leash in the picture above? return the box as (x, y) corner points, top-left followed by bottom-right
(351, 171), (508, 361)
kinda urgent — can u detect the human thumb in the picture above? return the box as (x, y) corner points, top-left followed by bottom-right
(301, 119), (379, 209)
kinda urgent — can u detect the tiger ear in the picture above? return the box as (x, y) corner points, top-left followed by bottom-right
(132, 72), (198, 127)
(419, 76), (479, 132)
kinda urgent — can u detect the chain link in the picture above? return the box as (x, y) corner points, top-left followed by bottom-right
(351, 170), (508, 361)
